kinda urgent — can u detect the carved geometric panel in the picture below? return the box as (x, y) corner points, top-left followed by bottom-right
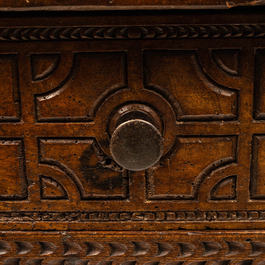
(0, 139), (27, 200)
(146, 136), (237, 200)
(1, 9), (265, 265)
(144, 50), (238, 122)
(0, 21), (261, 230)
(0, 41), (252, 229)
(35, 52), (127, 122)
(38, 138), (129, 200)
(0, 42), (255, 224)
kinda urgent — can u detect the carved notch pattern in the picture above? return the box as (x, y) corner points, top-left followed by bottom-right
(0, 210), (263, 222)
(0, 232), (264, 264)
(0, 25), (265, 41)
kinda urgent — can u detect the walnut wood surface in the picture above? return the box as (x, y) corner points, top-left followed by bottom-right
(0, 7), (264, 264)
(0, 0), (262, 11)
(0, 231), (265, 264)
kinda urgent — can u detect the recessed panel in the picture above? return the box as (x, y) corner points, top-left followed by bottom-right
(144, 50), (238, 122)
(0, 139), (27, 200)
(35, 52), (127, 122)
(39, 138), (129, 200)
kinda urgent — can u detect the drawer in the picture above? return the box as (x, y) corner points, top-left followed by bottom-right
(0, 5), (264, 265)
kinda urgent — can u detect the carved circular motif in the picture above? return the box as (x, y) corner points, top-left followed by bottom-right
(94, 89), (177, 162)
(108, 103), (163, 136)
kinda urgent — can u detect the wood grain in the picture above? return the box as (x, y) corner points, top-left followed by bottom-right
(0, 231), (264, 264)
(0, 6), (263, 264)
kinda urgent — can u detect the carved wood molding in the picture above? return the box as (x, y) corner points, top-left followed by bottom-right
(0, 211), (263, 222)
(0, 231), (264, 264)
(0, 24), (265, 41)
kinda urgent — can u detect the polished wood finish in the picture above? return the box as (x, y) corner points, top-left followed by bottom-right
(0, 231), (265, 264)
(0, 6), (264, 264)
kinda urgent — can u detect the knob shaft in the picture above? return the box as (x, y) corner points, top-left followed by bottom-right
(110, 119), (163, 171)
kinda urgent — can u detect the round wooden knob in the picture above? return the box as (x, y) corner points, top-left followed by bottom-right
(110, 119), (164, 171)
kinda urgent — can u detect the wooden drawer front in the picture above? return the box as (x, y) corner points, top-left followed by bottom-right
(0, 9), (264, 264)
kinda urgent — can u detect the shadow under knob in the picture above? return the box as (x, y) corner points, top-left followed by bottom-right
(110, 119), (164, 171)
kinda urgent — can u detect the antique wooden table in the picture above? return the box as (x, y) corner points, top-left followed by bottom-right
(0, 1), (265, 264)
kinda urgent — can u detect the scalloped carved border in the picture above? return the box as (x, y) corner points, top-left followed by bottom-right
(0, 231), (265, 264)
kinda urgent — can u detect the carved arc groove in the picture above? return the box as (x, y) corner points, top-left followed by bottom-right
(39, 176), (68, 200)
(190, 136), (238, 200)
(34, 53), (78, 122)
(191, 53), (238, 97)
(31, 53), (61, 82)
(210, 175), (237, 201)
(211, 49), (240, 77)
(144, 85), (183, 119)
(192, 157), (237, 200)
(38, 157), (83, 200)
(89, 84), (128, 120)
